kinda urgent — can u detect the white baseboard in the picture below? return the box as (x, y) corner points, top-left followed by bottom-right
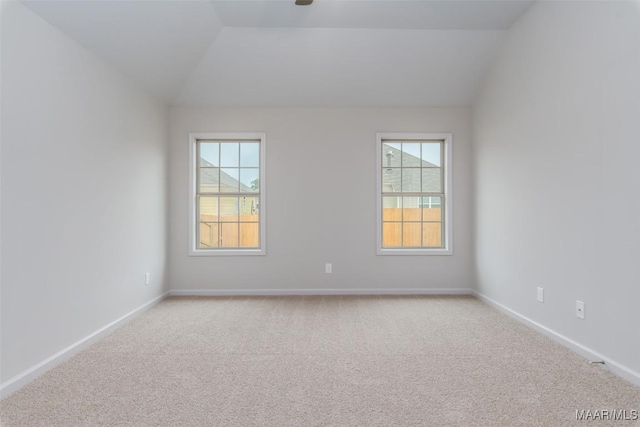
(473, 290), (640, 388)
(0, 292), (169, 399)
(170, 288), (473, 297)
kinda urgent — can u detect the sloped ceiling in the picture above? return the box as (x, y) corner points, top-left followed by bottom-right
(210, 0), (535, 30)
(176, 27), (505, 107)
(22, 0), (223, 101)
(21, 0), (535, 107)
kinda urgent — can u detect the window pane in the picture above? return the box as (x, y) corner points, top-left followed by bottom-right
(220, 142), (239, 167)
(199, 142), (219, 167)
(423, 222), (442, 247)
(402, 143), (421, 167)
(382, 222), (402, 247)
(422, 168), (442, 193)
(199, 222), (218, 248)
(382, 197), (401, 220)
(219, 197), (238, 221)
(239, 223), (259, 247)
(193, 135), (264, 253)
(239, 196), (259, 221)
(402, 168), (421, 192)
(403, 222), (422, 247)
(378, 137), (448, 252)
(239, 168), (259, 193)
(199, 197), (219, 222)
(422, 196), (442, 221)
(382, 168), (401, 193)
(220, 223), (239, 247)
(240, 142), (259, 167)
(382, 142), (401, 168)
(421, 142), (441, 167)
(220, 168), (240, 192)
(199, 168), (219, 193)
(402, 196), (421, 221)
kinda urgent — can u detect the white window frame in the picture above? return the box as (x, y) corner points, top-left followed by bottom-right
(189, 132), (266, 256)
(376, 132), (453, 256)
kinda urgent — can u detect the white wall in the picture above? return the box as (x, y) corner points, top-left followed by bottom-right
(170, 107), (473, 292)
(473, 1), (640, 376)
(1, 2), (169, 384)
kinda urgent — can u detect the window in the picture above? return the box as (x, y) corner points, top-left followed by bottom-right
(376, 133), (452, 255)
(189, 133), (266, 256)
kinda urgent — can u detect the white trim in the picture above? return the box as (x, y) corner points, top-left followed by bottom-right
(188, 248), (266, 257)
(376, 132), (453, 256)
(170, 288), (473, 297)
(473, 291), (640, 388)
(377, 248), (453, 256)
(188, 132), (267, 256)
(0, 292), (169, 399)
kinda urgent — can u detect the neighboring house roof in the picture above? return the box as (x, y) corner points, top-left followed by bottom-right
(199, 158), (254, 193)
(382, 145), (438, 169)
(382, 145), (441, 194)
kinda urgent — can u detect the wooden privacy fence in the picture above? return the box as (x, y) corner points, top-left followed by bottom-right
(382, 208), (442, 247)
(199, 208), (442, 248)
(199, 214), (259, 248)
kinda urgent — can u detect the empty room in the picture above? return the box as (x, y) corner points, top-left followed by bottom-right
(1, 0), (639, 425)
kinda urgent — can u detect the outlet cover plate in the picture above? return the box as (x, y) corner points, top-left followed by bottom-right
(576, 300), (585, 319)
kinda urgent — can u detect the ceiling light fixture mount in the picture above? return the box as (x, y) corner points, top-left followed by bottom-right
(295, 0), (313, 5)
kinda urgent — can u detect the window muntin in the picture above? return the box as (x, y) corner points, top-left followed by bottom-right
(190, 133), (265, 256)
(377, 133), (452, 255)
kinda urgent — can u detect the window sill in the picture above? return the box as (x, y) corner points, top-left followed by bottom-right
(377, 248), (453, 256)
(189, 248), (266, 257)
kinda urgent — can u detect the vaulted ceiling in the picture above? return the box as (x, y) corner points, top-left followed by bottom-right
(22, 0), (535, 107)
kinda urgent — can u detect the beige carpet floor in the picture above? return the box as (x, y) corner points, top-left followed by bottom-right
(1, 296), (639, 426)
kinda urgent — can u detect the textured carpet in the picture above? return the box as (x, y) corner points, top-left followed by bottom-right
(1, 296), (639, 426)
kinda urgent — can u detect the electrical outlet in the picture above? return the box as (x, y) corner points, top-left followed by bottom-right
(576, 300), (585, 319)
(145, 272), (150, 286)
(537, 287), (544, 303)
(325, 263), (332, 274)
